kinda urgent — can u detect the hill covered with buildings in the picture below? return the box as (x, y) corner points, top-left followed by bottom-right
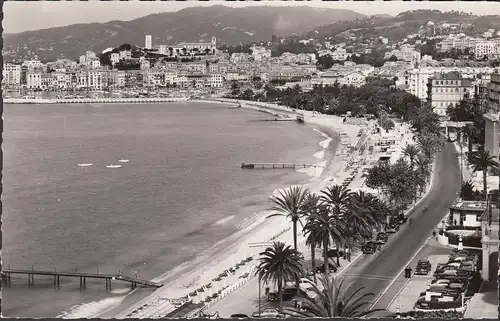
(4, 5), (365, 62)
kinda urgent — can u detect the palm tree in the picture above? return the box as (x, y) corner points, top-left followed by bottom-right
(460, 180), (475, 201)
(267, 186), (312, 251)
(303, 202), (343, 278)
(345, 191), (377, 260)
(284, 275), (384, 317)
(402, 144), (420, 168)
(415, 154), (432, 183)
(320, 185), (353, 266)
(303, 193), (324, 285)
(255, 242), (304, 312)
(417, 135), (437, 160)
(469, 150), (499, 200)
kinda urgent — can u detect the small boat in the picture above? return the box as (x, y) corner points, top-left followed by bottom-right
(106, 164), (122, 168)
(241, 163), (255, 169)
(118, 159), (129, 163)
(78, 163), (93, 167)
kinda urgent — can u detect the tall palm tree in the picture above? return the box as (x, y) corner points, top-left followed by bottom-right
(345, 191), (377, 260)
(402, 144), (420, 168)
(303, 193), (324, 285)
(417, 135), (437, 160)
(268, 186), (312, 251)
(303, 203), (343, 278)
(320, 185), (353, 266)
(469, 150), (499, 201)
(415, 154), (432, 184)
(284, 275), (384, 317)
(255, 242), (304, 312)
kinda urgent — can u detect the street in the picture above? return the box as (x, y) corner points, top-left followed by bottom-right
(341, 141), (461, 314)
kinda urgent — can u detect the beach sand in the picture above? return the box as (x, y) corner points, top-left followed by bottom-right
(63, 99), (371, 319)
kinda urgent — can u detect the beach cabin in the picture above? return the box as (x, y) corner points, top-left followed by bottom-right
(448, 199), (486, 228)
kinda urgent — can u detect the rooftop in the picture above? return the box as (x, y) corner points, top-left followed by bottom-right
(449, 199), (487, 212)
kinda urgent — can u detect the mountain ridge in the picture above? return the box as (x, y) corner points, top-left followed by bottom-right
(4, 5), (366, 62)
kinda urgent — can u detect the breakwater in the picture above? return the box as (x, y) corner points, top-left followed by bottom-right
(4, 97), (189, 104)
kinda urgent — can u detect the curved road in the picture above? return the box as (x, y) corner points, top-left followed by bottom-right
(342, 142), (461, 311)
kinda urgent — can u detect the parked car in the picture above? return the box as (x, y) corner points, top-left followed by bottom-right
(230, 314), (249, 318)
(362, 242), (376, 254)
(414, 259), (431, 275)
(259, 308), (284, 318)
(375, 232), (388, 244)
(316, 263), (337, 274)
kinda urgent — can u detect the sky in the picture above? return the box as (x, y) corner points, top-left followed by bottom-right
(5, 1), (500, 34)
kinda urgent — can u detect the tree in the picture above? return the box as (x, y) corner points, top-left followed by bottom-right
(320, 185), (352, 266)
(118, 43), (132, 51)
(402, 144), (420, 168)
(285, 276), (384, 317)
(255, 242), (304, 312)
(303, 193), (327, 284)
(460, 180), (475, 201)
(268, 186), (313, 251)
(204, 48), (211, 55)
(468, 150), (499, 200)
(303, 201), (342, 278)
(346, 191), (379, 259)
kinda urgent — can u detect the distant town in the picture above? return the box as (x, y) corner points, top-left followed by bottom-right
(3, 16), (500, 113)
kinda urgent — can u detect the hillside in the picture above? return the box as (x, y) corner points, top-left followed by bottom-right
(4, 5), (365, 62)
(306, 10), (500, 42)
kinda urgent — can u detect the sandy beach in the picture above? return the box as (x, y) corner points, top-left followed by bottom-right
(61, 99), (380, 319)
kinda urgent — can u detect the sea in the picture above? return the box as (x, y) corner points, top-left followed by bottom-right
(2, 101), (335, 317)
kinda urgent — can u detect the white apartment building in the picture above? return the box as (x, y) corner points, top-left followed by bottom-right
(405, 66), (495, 100)
(384, 48), (421, 64)
(182, 62), (206, 73)
(145, 34), (153, 50)
(119, 50), (132, 60)
(208, 74), (224, 88)
(438, 36), (478, 52)
(159, 45), (167, 55)
(3, 63), (21, 85)
(26, 71), (42, 89)
(110, 53), (120, 65)
(22, 60), (42, 70)
(330, 48), (348, 61)
(475, 40), (500, 59)
(91, 60), (101, 69)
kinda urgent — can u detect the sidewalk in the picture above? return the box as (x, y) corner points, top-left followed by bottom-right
(386, 254), (448, 313)
(204, 228), (360, 317)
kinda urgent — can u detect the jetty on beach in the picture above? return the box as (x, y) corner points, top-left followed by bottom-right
(1, 267), (162, 290)
(241, 163), (322, 169)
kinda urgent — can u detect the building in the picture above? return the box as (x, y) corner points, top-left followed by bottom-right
(447, 199), (485, 228)
(480, 202), (499, 282)
(110, 53), (120, 65)
(330, 48), (348, 61)
(208, 74), (224, 88)
(404, 63), (494, 100)
(427, 71), (474, 116)
(475, 40), (500, 59)
(145, 34), (153, 50)
(22, 60), (42, 70)
(483, 72), (500, 158)
(3, 63), (21, 86)
(26, 70), (42, 89)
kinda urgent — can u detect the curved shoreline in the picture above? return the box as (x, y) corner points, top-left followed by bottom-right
(92, 100), (362, 319)
(32, 99), (362, 319)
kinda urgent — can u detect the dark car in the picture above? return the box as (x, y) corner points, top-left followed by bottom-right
(267, 287), (297, 302)
(230, 314), (249, 319)
(316, 263), (338, 274)
(362, 242), (376, 254)
(415, 259), (431, 275)
(376, 232), (388, 244)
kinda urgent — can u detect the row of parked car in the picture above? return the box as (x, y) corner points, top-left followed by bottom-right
(414, 249), (481, 311)
(361, 214), (410, 254)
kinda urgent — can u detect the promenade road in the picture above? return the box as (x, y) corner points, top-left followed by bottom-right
(340, 141), (461, 314)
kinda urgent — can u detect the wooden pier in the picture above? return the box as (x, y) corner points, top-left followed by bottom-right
(1, 268), (162, 290)
(241, 163), (322, 169)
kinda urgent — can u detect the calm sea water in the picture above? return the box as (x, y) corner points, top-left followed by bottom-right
(2, 102), (330, 317)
